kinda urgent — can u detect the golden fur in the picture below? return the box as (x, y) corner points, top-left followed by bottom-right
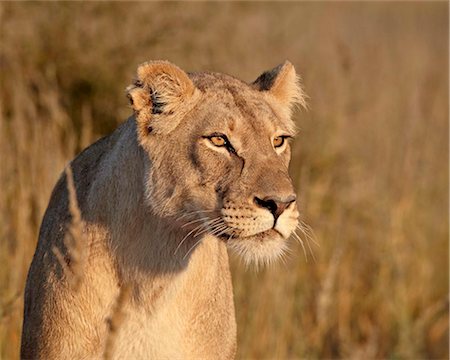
(21, 60), (305, 359)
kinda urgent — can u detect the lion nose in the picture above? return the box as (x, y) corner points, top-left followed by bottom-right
(254, 195), (296, 220)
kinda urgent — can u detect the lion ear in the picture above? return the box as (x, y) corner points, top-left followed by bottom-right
(127, 60), (199, 136)
(252, 61), (307, 113)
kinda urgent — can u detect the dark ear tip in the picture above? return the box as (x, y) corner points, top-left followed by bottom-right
(252, 62), (286, 91)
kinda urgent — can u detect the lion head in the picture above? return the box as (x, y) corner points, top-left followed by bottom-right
(127, 60), (306, 266)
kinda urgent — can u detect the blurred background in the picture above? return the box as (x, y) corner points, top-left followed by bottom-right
(0, 2), (448, 359)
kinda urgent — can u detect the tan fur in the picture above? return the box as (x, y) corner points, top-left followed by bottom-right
(21, 60), (305, 359)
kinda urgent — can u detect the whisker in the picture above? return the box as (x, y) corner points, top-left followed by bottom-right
(193, 218), (223, 237)
(306, 236), (316, 262)
(300, 221), (320, 247)
(174, 223), (206, 255)
(183, 237), (204, 260)
(177, 209), (215, 221)
(175, 216), (224, 255)
(296, 224), (317, 262)
(181, 216), (212, 228)
(209, 222), (228, 235)
(212, 227), (230, 238)
(292, 231), (308, 262)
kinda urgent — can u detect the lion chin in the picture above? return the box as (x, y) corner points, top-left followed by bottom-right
(226, 229), (289, 268)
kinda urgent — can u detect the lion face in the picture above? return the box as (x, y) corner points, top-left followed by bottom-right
(127, 61), (305, 266)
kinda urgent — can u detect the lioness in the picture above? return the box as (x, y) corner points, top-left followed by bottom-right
(21, 60), (305, 359)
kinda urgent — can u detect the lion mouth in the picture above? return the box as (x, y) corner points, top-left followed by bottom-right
(251, 228), (286, 240)
(217, 228), (285, 242)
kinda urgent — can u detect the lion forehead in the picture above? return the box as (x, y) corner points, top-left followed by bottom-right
(188, 72), (294, 134)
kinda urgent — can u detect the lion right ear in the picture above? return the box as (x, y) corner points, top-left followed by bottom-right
(252, 61), (307, 116)
(127, 61), (200, 137)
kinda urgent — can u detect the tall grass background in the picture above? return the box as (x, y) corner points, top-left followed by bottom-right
(0, 2), (448, 359)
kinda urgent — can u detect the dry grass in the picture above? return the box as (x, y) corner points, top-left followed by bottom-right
(103, 285), (131, 360)
(52, 165), (88, 292)
(0, 2), (448, 359)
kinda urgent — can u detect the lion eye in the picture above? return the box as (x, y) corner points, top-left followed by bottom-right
(209, 136), (227, 147)
(204, 133), (237, 154)
(273, 136), (285, 148)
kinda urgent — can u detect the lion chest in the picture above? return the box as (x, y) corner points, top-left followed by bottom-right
(111, 239), (237, 359)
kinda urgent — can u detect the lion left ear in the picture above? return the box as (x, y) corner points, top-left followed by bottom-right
(127, 60), (200, 137)
(252, 61), (307, 114)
